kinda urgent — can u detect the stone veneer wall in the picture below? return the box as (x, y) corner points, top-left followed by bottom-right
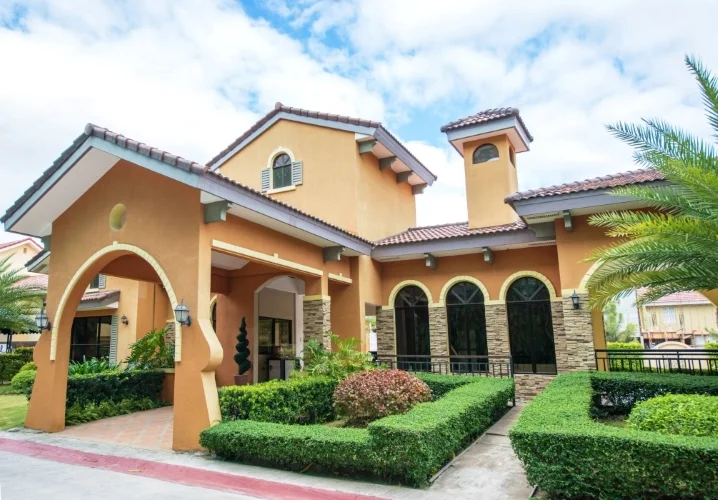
(561, 292), (596, 371)
(303, 298), (331, 350)
(428, 306), (448, 356)
(376, 307), (395, 357)
(514, 374), (556, 400)
(551, 301), (569, 372)
(485, 303), (510, 357)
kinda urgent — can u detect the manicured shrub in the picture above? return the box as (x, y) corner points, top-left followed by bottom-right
(66, 370), (164, 407)
(606, 341), (643, 350)
(510, 372), (718, 499)
(0, 353), (27, 383)
(219, 376), (337, 424)
(65, 397), (163, 426)
(591, 370), (718, 416)
(334, 370), (431, 425)
(10, 369), (35, 396)
(19, 362), (36, 372)
(412, 372), (484, 399)
(627, 394), (718, 437)
(202, 376), (514, 486)
(13, 347), (34, 361)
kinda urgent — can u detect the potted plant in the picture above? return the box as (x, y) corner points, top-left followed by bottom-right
(233, 317), (252, 385)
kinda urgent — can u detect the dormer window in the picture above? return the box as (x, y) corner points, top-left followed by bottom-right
(472, 144), (499, 164)
(272, 153), (292, 189)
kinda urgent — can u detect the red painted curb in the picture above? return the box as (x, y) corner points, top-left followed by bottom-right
(0, 437), (387, 500)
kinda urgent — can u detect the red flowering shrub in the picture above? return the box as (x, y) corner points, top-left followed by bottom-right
(333, 369), (431, 426)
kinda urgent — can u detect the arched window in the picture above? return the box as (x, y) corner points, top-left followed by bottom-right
(394, 285), (430, 369)
(446, 282), (487, 372)
(472, 144), (499, 164)
(211, 301), (217, 333)
(506, 277), (557, 374)
(272, 153), (292, 189)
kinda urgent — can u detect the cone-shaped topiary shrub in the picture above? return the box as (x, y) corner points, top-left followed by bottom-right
(234, 317), (252, 375)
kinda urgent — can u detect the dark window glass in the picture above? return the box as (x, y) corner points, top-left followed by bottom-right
(506, 277), (556, 374)
(70, 316), (112, 362)
(272, 153), (292, 189)
(89, 274), (101, 289)
(258, 316), (292, 355)
(446, 282), (487, 372)
(394, 286), (430, 370)
(472, 144), (499, 164)
(211, 302), (217, 333)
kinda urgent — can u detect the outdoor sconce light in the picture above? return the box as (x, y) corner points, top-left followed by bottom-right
(571, 290), (581, 310)
(35, 302), (51, 331)
(174, 299), (192, 326)
(121, 315), (129, 326)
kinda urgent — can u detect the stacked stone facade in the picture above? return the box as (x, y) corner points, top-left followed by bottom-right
(561, 292), (596, 371)
(303, 298), (331, 349)
(376, 307), (395, 357)
(428, 306), (448, 356)
(551, 300), (569, 372)
(485, 303), (510, 357)
(514, 374), (556, 399)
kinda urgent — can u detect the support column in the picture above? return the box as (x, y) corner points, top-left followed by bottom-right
(376, 307), (395, 357)
(485, 303), (510, 356)
(561, 291), (595, 371)
(303, 297), (331, 350)
(428, 306), (448, 356)
(551, 300), (569, 372)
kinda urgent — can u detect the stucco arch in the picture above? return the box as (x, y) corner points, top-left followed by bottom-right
(51, 242), (182, 361)
(498, 270), (559, 302)
(577, 260), (604, 293)
(438, 276), (491, 305)
(386, 279), (435, 308)
(266, 146), (296, 169)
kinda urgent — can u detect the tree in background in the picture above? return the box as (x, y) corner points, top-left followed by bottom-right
(0, 255), (44, 333)
(603, 300), (638, 342)
(587, 56), (718, 307)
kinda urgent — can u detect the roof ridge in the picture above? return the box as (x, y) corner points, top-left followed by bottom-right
(406, 221), (468, 231)
(440, 106), (533, 141)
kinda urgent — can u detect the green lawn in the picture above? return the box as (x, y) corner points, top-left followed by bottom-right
(0, 395), (28, 430)
(0, 383), (19, 396)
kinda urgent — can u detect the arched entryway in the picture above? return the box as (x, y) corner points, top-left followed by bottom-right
(446, 281), (487, 372)
(394, 285), (430, 369)
(506, 277), (557, 374)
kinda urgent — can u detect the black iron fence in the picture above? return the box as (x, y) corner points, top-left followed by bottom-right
(595, 349), (718, 376)
(374, 354), (513, 378)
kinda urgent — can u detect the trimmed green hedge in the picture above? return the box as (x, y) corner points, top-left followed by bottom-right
(510, 373), (718, 498)
(0, 353), (29, 383)
(218, 376), (337, 424)
(591, 370), (718, 416)
(201, 375), (514, 486)
(628, 394), (718, 438)
(67, 370), (164, 407)
(606, 341), (643, 350)
(412, 372), (481, 399)
(10, 369), (35, 395)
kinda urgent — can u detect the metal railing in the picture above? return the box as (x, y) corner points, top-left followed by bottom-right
(375, 354), (513, 378)
(595, 349), (718, 376)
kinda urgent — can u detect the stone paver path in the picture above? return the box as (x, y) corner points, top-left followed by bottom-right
(57, 406), (173, 450)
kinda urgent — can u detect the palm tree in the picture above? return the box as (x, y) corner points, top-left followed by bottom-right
(587, 55), (718, 307)
(0, 255), (45, 333)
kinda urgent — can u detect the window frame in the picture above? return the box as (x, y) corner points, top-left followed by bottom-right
(69, 315), (112, 362)
(472, 143), (500, 164)
(88, 274), (101, 290)
(394, 285), (431, 369)
(272, 153), (293, 189)
(663, 307), (676, 324)
(258, 316), (293, 356)
(446, 282), (488, 373)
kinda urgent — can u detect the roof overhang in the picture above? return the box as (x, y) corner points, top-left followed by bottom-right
(77, 290), (120, 311)
(26, 251), (50, 274)
(208, 111), (436, 186)
(445, 116), (531, 157)
(371, 227), (548, 261)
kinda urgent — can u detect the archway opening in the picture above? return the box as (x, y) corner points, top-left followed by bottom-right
(506, 277), (557, 374)
(446, 281), (487, 373)
(394, 285), (430, 369)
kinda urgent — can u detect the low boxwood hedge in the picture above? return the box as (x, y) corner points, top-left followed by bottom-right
(218, 376), (337, 424)
(510, 372), (718, 499)
(0, 353), (30, 383)
(627, 394), (718, 438)
(67, 370), (164, 407)
(201, 375), (513, 486)
(412, 372), (482, 399)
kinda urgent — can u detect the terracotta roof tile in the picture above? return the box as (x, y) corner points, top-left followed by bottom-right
(17, 274), (48, 289)
(81, 289), (120, 303)
(646, 291), (712, 306)
(17, 273), (119, 302)
(0, 237), (39, 251)
(375, 219), (526, 246)
(505, 168), (665, 203)
(440, 107), (534, 142)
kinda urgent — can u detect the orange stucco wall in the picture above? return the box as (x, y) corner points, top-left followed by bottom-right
(555, 215), (614, 291)
(380, 246), (561, 305)
(26, 161), (219, 451)
(463, 135), (519, 229)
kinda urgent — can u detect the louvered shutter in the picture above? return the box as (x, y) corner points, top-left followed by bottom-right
(291, 161), (303, 186)
(98, 274), (106, 289)
(261, 168), (270, 192)
(109, 315), (118, 365)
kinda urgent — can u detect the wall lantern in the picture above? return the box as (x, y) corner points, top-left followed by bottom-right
(571, 290), (581, 310)
(35, 302), (51, 331)
(174, 299), (192, 326)
(121, 315), (129, 326)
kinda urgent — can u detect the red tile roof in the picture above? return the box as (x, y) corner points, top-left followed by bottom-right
(0, 237), (42, 252)
(440, 107), (534, 142)
(375, 219), (526, 246)
(17, 273), (119, 303)
(17, 274), (47, 289)
(206, 102), (436, 182)
(647, 291), (712, 306)
(505, 168), (665, 203)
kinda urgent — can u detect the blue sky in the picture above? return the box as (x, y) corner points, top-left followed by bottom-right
(0, 0), (716, 241)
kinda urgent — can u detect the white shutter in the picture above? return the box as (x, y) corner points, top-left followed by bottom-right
(261, 168), (270, 192)
(291, 161), (303, 186)
(109, 315), (118, 365)
(98, 274), (106, 289)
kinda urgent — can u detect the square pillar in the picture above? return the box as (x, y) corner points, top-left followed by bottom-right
(428, 306), (448, 356)
(485, 303), (510, 357)
(303, 296), (331, 350)
(552, 300), (569, 372)
(561, 291), (595, 371)
(376, 307), (395, 357)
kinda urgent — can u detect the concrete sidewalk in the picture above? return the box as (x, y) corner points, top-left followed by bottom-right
(0, 405), (531, 500)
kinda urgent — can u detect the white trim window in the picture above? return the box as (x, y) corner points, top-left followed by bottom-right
(663, 307), (676, 324)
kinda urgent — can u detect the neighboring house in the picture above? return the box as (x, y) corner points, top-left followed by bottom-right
(4, 102), (689, 449)
(0, 237), (42, 273)
(640, 291), (718, 347)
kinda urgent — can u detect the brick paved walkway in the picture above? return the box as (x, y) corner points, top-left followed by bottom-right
(57, 406), (173, 450)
